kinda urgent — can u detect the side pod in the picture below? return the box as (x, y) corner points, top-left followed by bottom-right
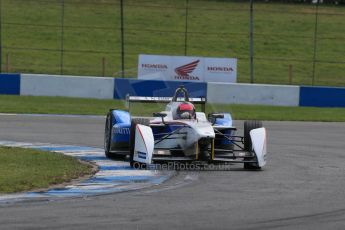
(133, 124), (154, 164)
(250, 127), (267, 167)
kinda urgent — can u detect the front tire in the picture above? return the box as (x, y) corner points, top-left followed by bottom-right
(243, 120), (263, 170)
(104, 111), (113, 158)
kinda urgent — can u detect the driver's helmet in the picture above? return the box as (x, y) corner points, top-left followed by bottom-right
(176, 102), (196, 119)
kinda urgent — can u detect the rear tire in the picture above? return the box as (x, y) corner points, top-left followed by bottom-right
(243, 120), (263, 170)
(129, 118), (150, 168)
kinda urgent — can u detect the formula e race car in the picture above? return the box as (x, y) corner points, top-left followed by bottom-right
(104, 86), (267, 170)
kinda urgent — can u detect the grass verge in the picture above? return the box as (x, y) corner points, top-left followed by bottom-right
(0, 146), (94, 193)
(1, 95), (345, 122)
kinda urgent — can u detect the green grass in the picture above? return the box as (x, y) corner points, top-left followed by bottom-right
(0, 95), (117, 115)
(1, 0), (344, 86)
(0, 146), (93, 193)
(1, 95), (345, 122)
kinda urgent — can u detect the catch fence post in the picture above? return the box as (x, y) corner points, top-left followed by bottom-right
(249, 0), (254, 83)
(60, 0), (65, 75)
(120, 0), (125, 78)
(312, 0), (319, 86)
(0, 0), (2, 73)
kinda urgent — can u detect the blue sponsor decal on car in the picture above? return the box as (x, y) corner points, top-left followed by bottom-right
(137, 151), (147, 159)
(110, 110), (131, 145)
(112, 125), (131, 143)
(113, 126), (130, 135)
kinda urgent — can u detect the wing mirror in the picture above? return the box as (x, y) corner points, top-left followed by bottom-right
(153, 112), (167, 118)
(208, 113), (224, 125)
(153, 112), (167, 124)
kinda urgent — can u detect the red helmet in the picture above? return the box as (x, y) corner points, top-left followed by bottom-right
(176, 102), (195, 119)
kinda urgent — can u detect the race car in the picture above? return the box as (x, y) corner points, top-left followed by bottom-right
(104, 86), (267, 170)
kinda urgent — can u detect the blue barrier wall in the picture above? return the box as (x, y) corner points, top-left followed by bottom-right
(2, 73), (345, 108)
(114, 78), (207, 99)
(0, 74), (20, 95)
(300, 86), (345, 107)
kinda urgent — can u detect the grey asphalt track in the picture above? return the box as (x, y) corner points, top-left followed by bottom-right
(1, 114), (345, 230)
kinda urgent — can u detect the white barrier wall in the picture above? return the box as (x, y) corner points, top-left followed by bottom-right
(18, 74), (301, 106)
(20, 74), (114, 99)
(207, 83), (300, 106)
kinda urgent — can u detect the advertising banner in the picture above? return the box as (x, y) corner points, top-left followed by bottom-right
(138, 54), (237, 83)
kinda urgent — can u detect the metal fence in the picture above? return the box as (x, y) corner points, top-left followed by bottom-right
(0, 0), (344, 86)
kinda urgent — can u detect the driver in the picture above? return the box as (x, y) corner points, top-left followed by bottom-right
(176, 102), (196, 119)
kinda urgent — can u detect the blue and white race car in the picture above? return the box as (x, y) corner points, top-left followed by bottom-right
(104, 86), (267, 169)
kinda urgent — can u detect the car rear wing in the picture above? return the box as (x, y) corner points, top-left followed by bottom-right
(125, 95), (207, 112)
